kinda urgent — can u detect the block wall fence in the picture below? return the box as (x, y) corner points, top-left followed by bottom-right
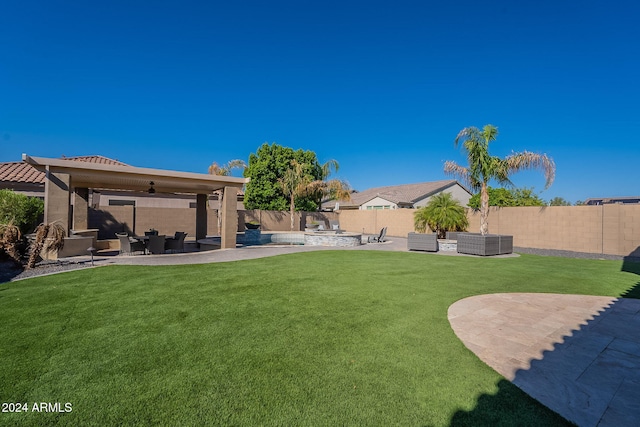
(89, 205), (640, 257)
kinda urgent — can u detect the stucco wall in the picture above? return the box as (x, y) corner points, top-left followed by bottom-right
(88, 205), (639, 257)
(337, 205), (640, 257)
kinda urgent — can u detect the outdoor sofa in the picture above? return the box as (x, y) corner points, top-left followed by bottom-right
(407, 232), (438, 252)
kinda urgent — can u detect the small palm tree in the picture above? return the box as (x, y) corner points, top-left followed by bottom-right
(27, 222), (66, 269)
(0, 220), (22, 266)
(208, 159), (246, 176)
(414, 193), (469, 239)
(307, 159), (352, 209)
(279, 160), (313, 231)
(444, 124), (555, 235)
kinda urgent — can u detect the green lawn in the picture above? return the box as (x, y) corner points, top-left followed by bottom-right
(1, 251), (638, 426)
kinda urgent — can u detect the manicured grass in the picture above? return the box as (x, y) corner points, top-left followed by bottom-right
(1, 252), (638, 426)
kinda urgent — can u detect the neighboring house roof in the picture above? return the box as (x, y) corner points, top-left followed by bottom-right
(584, 196), (640, 205)
(324, 180), (470, 209)
(0, 155), (128, 185)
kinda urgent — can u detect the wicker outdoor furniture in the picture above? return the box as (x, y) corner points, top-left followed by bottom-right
(457, 233), (513, 256)
(407, 232), (438, 252)
(116, 232), (145, 255)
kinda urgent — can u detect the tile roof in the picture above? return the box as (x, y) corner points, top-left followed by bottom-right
(0, 155), (128, 184)
(325, 180), (469, 208)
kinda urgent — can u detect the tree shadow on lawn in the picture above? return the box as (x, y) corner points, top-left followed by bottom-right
(449, 259), (640, 427)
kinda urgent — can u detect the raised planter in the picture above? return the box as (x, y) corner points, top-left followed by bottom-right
(445, 231), (462, 241)
(304, 232), (361, 247)
(457, 233), (513, 256)
(407, 232), (438, 252)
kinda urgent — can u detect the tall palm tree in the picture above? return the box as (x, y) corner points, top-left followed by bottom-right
(279, 160), (313, 231)
(208, 159), (247, 234)
(444, 124), (555, 235)
(307, 159), (352, 209)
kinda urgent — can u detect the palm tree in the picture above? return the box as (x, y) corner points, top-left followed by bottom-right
(307, 159), (352, 210)
(414, 193), (469, 238)
(208, 159), (247, 234)
(444, 124), (555, 235)
(279, 160), (313, 231)
(0, 220), (22, 266)
(208, 159), (246, 176)
(27, 221), (66, 269)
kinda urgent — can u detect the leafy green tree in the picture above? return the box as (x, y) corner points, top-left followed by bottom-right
(468, 187), (515, 208)
(414, 192), (469, 239)
(0, 189), (44, 234)
(549, 197), (571, 206)
(469, 187), (546, 208)
(511, 188), (546, 206)
(444, 125), (555, 235)
(244, 142), (322, 211)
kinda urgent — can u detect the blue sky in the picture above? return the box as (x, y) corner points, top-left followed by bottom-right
(2, 1), (639, 203)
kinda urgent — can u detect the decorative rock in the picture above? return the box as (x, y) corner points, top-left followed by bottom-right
(437, 239), (458, 252)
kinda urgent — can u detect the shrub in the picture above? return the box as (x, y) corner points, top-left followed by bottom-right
(414, 193), (468, 239)
(0, 189), (44, 234)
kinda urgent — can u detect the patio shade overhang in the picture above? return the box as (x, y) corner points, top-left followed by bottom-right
(22, 154), (248, 194)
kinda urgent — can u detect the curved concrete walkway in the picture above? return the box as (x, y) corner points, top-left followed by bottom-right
(449, 293), (640, 427)
(68, 236), (517, 268)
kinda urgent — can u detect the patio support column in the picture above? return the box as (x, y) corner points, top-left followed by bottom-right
(221, 186), (237, 249)
(44, 166), (71, 234)
(73, 187), (89, 231)
(195, 193), (208, 241)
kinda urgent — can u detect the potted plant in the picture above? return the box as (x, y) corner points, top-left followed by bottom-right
(245, 221), (261, 230)
(413, 193), (468, 239)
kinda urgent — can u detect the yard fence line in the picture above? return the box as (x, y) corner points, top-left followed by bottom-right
(89, 204), (640, 257)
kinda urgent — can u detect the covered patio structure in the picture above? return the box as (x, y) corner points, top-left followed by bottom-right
(22, 154), (248, 250)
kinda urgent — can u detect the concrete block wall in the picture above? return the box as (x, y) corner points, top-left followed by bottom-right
(338, 209), (415, 237)
(239, 210), (338, 232)
(88, 205), (640, 257)
(337, 205), (640, 257)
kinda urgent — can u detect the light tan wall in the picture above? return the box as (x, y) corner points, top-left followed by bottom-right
(88, 205), (640, 257)
(90, 206), (218, 239)
(339, 209), (416, 236)
(337, 205), (640, 257)
(239, 210), (338, 232)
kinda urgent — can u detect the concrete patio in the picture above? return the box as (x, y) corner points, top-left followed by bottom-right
(449, 293), (640, 427)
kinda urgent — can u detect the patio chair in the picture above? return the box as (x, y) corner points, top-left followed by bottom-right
(368, 227), (387, 243)
(165, 231), (187, 253)
(147, 234), (166, 255)
(329, 220), (341, 230)
(116, 232), (145, 255)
